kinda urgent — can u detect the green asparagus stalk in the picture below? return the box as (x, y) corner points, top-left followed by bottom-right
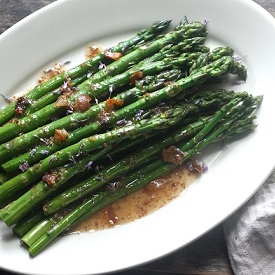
(0, 146), (113, 226)
(213, 95), (263, 141)
(22, 208), (73, 248)
(1, 55), (243, 171)
(0, 41), (204, 145)
(0, 102), (192, 203)
(13, 211), (46, 237)
(0, 171), (17, 185)
(21, 74), (88, 117)
(41, 92), (249, 215)
(77, 22), (206, 86)
(11, 133), (163, 236)
(0, 20), (172, 125)
(189, 46), (234, 74)
(0, 59), (171, 144)
(27, 93), (261, 256)
(0, 90), (246, 226)
(0, 69), (183, 168)
(0, 35), (207, 144)
(42, 117), (211, 216)
(0, 89), (251, 224)
(26, 160), (161, 254)
(0, 56), (245, 210)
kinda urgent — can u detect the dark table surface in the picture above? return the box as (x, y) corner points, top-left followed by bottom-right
(0, 1), (274, 274)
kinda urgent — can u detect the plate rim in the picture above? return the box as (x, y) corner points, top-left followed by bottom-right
(1, 0), (275, 274)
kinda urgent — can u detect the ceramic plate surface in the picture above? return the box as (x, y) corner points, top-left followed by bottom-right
(0, 0), (275, 274)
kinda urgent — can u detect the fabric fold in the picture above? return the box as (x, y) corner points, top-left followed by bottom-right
(224, 169), (275, 275)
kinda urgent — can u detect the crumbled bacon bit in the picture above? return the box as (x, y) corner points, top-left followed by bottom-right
(85, 43), (103, 60)
(54, 128), (69, 144)
(130, 71), (143, 85)
(56, 94), (70, 108)
(42, 170), (59, 186)
(105, 98), (124, 112)
(74, 94), (92, 112)
(96, 98), (124, 124)
(14, 96), (30, 117)
(104, 50), (122, 61)
(162, 146), (185, 165)
(56, 81), (83, 111)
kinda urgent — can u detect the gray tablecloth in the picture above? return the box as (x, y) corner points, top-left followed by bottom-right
(224, 169), (275, 275)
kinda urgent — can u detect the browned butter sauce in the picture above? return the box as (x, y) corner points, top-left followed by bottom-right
(70, 165), (198, 233)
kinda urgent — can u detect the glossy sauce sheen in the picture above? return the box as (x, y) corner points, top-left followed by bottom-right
(71, 165), (198, 232)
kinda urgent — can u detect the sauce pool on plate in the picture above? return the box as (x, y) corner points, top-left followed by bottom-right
(70, 164), (198, 233)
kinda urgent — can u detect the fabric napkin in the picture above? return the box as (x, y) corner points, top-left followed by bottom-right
(223, 169), (275, 275)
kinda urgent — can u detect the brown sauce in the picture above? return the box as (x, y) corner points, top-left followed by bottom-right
(70, 164), (198, 233)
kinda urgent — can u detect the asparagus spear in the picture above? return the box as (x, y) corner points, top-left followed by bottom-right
(41, 92), (251, 214)
(0, 114), (213, 226)
(0, 90), (250, 224)
(0, 69), (183, 168)
(22, 208), (72, 248)
(189, 46), (234, 73)
(0, 102), (192, 203)
(42, 117), (211, 216)
(19, 25), (205, 118)
(13, 211), (46, 237)
(0, 146), (113, 227)
(26, 160), (161, 254)
(0, 55), (244, 170)
(20, 74), (87, 117)
(26, 94), (261, 256)
(0, 38), (205, 144)
(77, 21), (206, 86)
(0, 55), (246, 207)
(0, 20), (172, 125)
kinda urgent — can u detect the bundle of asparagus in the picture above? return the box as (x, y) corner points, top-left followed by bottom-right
(0, 18), (262, 256)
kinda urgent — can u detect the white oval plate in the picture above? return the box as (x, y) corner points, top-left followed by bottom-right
(0, 0), (275, 274)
